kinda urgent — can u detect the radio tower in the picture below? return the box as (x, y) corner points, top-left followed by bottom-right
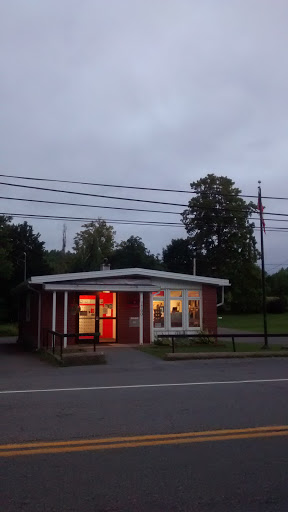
(62, 224), (67, 253)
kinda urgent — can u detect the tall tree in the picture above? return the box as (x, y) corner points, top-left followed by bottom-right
(182, 174), (261, 312)
(110, 235), (162, 269)
(163, 238), (195, 274)
(8, 221), (50, 283)
(0, 215), (13, 280)
(0, 218), (49, 321)
(44, 250), (76, 275)
(73, 219), (116, 271)
(267, 268), (288, 297)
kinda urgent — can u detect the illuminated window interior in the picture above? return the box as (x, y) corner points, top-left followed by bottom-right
(153, 291), (164, 328)
(170, 291), (183, 328)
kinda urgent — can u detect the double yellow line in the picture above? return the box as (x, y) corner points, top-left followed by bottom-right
(1, 426), (288, 458)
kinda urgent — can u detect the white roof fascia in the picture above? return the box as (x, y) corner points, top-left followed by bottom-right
(44, 284), (160, 292)
(31, 267), (230, 287)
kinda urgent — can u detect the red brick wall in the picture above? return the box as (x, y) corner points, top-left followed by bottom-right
(40, 291), (79, 347)
(143, 293), (151, 344)
(67, 292), (78, 345)
(41, 292), (52, 347)
(202, 285), (217, 334)
(117, 292), (139, 343)
(20, 290), (152, 348)
(116, 292), (150, 344)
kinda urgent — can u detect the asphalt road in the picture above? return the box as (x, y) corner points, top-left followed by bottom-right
(1, 342), (288, 511)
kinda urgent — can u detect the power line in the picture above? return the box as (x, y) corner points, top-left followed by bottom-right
(0, 212), (183, 227)
(1, 182), (288, 218)
(265, 258), (288, 272)
(0, 196), (181, 215)
(2, 211), (288, 231)
(1, 193), (288, 217)
(0, 180), (264, 210)
(1, 173), (288, 201)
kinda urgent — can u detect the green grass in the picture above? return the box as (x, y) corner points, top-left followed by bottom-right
(0, 323), (18, 337)
(218, 313), (288, 334)
(138, 342), (286, 359)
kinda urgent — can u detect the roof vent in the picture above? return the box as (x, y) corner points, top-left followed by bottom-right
(100, 259), (111, 271)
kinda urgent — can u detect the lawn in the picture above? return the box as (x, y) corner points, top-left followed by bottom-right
(0, 323), (18, 337)
(218, 313), (288, 334)
(138, 342), (286, 359)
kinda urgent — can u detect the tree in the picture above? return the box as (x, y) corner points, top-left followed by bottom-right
(44, 250), (76, 275)
(0, 219), (50, 321)
(0, 216), (13, 280)
(182, 174), (261, 312)
(163, 238), (195, 274)
(267, 268), (288, 297)
(110, 236), (163, 269)
(73, 219), (116, 271)
(8, 221), (50, 283)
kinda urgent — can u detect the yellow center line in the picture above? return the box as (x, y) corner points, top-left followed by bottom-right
(1, 426), (288, 457)
(1, 430), (288, 458)
(1, 425), (288, 450)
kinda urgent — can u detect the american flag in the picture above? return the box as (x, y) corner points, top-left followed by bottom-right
(258, 188), (266, 234)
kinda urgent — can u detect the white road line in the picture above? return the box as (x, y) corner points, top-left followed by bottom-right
(1, 378), (288, 395)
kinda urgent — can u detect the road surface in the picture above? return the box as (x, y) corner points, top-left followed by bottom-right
(1, 342), (288, 511)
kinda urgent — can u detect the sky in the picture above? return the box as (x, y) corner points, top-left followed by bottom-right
(1, 0), (288, 273)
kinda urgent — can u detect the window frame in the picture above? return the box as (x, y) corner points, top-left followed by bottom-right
(152, 291), (165, 329)
(151, 288), (202, 332)
(169, 290), (184, 329)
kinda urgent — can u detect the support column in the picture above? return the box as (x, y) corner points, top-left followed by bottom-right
(64, 291), (68, 348)
(52, 291), (56, 332)
(150, 292), (153, 344)
(139, 292), (144, 345)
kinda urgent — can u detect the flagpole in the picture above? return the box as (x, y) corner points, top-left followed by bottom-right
(258, 181), (268, 349)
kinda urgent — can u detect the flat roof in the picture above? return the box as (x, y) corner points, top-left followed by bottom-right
(30, 268), (230, 287)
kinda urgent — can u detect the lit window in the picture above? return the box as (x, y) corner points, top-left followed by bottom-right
(188, 291), (200, 298)
(153, 292), (164, 328)
(170, 292), (182, 328)
(188, 298), (200, 327)
(170, 290), (182, 298)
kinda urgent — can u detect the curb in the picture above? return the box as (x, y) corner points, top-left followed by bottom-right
(40, 350), (107, 366)
(164, 351), (288, 361)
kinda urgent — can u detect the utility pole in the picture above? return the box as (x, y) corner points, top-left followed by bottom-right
(193, 257), (196, 276)
(23, 251), (27, 281)
(258, 181), (268, 349)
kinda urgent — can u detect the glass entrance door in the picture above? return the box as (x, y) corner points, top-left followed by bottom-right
(79, 295), (96, 339)
(79, 293), (116, 342)
(99, 292), (116, 342)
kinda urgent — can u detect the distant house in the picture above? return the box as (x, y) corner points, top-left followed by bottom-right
(18, 267), (229, 348)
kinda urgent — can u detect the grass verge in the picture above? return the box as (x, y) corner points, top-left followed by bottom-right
(218, 313), (288, 334)
(0, 323), (18, 337)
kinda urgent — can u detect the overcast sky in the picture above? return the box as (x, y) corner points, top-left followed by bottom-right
(1, 0), (288, 273)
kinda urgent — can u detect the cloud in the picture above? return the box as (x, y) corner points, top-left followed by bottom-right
(0, 0), (288, 268)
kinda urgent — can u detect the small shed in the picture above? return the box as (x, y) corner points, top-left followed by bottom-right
(18, 268), (229, 348)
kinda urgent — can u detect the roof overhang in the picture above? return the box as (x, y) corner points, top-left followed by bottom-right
(29, 268), (230, 288)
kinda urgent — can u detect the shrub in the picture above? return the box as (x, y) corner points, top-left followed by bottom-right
(266, 296), (287, 314)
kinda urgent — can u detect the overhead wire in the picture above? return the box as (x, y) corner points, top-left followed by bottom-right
(1, 211), (288, 231)
(1, 173), (288, 201)
(1, 192), (288, 216)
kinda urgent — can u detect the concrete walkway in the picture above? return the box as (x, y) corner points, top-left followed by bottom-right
(218, 327), (288, 346)
(0, 338), (163, 377)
